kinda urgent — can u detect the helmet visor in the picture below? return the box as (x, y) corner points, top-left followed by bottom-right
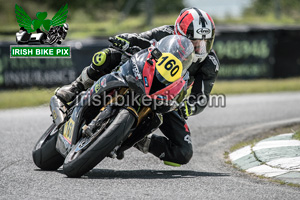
(191, 39), (213, 55)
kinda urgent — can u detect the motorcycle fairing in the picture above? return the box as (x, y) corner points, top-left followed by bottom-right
(56, 100), (87, 157)
(142, 52), (156, 95)
(91, 73), (129, 97)
(118, 49), (187, 102)
(119, 50), (148, 95)
(150, 77), (186, 101)
(141, 50), (187, 101)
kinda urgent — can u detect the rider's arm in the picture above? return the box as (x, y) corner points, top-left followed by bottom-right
(138, 25), (174, 41)
(117, 25), (174, 49)
(188, 50), (220, 116)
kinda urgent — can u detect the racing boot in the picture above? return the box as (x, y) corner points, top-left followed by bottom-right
(55, 67), (94, 103)
(116, 151), (125, 160)
(134, 134), (153, 154)
(115, 136), (150, 160)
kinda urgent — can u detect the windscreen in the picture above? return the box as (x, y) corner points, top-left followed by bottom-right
(155, 35), (194, 84)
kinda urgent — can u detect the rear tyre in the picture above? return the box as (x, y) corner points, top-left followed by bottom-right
(63, 108), (135, 178)
(32, 123), (64, 170)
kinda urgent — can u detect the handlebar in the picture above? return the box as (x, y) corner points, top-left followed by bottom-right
(109, 45), (133, 58)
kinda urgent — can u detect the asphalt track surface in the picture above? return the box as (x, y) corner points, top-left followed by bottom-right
(1, 92), (300, 199)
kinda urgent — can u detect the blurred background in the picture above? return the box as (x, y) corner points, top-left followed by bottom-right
(2, 0), (300, 38)
(0, 0), (300, 108)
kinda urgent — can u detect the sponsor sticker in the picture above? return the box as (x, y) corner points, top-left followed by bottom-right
(132, 65), (142, 80)
(144, 77), (149, 87)
(196, 28), (210, 35)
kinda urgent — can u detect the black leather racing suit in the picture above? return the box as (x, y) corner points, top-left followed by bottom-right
(87, 25), (220, 164)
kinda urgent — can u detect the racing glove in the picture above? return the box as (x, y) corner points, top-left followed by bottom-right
(109, 36), (130, 51)
(179, 101), (196, 119)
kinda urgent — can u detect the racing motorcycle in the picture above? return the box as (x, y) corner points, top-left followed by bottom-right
(32, 35), (194, 178)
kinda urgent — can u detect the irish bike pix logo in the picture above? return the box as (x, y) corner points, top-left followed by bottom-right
(11, 4), (71, 58)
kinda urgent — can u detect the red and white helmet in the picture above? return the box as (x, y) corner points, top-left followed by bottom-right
(174, 8), (215, 62)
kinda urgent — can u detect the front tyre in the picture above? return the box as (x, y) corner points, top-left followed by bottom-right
(63, 108), (135, 178)
(32, 123), (65, 170)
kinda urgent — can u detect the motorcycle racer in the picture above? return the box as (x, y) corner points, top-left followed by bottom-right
(55, 7), (220, 166)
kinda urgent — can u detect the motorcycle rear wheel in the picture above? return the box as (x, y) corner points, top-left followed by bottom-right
(32, 123), (65, 170)
(63, 108), (135, 178)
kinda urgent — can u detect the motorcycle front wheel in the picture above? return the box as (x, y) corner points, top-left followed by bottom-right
(63, 108), (135, 178)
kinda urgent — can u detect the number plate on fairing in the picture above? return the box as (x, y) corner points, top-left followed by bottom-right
(156, 53), (183, 82)
(63, 118), (75, 143)
(56, 118), (75, 157)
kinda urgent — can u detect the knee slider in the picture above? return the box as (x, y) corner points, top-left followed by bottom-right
(163, 148), (193, 166)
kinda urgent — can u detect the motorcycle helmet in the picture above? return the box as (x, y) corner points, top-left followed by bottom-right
(174, 7), (215, 63)
(63, 23), (69, 33)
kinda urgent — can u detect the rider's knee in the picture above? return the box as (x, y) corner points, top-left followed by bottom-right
(173, 147), (193, 165)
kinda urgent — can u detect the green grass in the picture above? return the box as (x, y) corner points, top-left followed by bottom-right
(229, 139), (259, 153)
(216, 13), (300, 26)
(2, 11), (300, 42)
(0, 13), (179, 41)
(2, 3), (300, 41)
(292, 130), (300, 141)
(0, 87), (55, 109)
(0, 77), (300, 109)
(212, 77), (300, 94)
